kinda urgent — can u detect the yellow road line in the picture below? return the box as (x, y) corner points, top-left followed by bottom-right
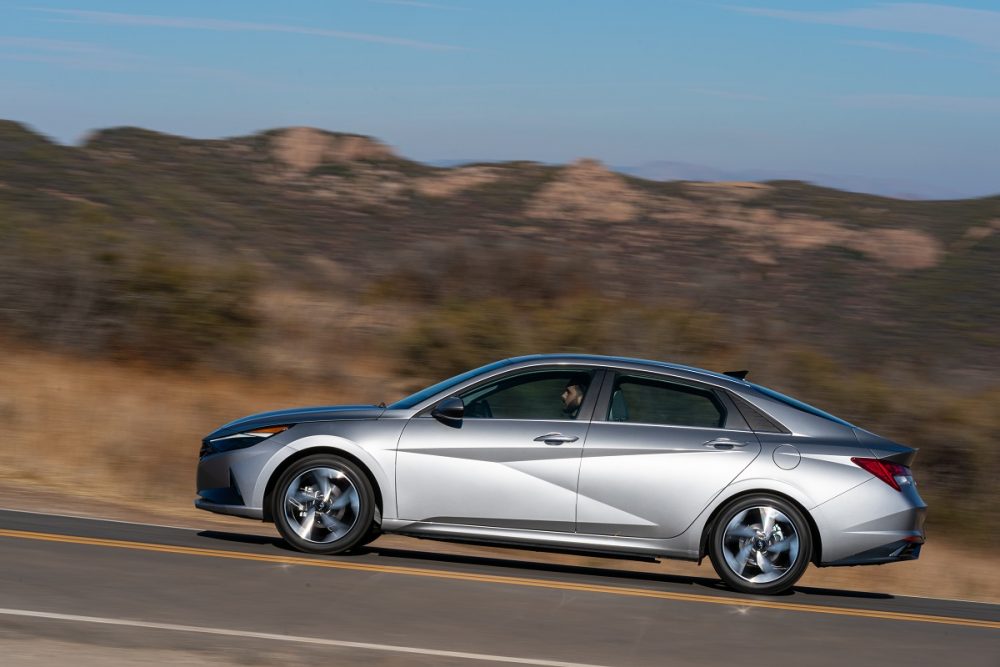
(0, 527), (996, 630)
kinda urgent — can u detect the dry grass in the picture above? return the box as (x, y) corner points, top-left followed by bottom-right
(0, 345), (996, 603)
(0, 343), (355, 503)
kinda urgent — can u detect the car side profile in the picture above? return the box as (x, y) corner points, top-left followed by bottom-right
(195, 354), (926, 594)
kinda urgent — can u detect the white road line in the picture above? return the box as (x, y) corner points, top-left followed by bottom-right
(0, 607), (609, 667)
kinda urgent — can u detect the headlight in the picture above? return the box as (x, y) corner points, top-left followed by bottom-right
(201, 425), (290, 457)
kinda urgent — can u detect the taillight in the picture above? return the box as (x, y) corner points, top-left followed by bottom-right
(851, 457), (913, 491)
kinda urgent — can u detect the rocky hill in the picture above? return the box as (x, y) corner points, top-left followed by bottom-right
(0, 120), (997, 379)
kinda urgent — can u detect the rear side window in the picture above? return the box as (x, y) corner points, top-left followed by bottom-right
(607, 374), (725, 428)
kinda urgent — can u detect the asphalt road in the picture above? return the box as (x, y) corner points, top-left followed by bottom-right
(0, 508), (996, 666)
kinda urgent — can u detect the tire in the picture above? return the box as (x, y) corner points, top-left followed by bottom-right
(708, 494), (813, 595)
(271, 454), (376, 555)
(354, 524), (383, 549)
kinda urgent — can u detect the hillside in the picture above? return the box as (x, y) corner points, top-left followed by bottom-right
(1, 119), (999, 542)
(1, 119), (997, 376)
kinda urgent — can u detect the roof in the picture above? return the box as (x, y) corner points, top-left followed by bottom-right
(502, 354), (750, 388)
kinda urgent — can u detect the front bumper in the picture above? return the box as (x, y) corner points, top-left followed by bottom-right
(194, 497), (263, 520)
(195, 443), (275, 521)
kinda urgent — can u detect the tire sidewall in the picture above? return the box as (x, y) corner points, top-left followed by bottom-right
(272, 454), (376, 555)
(709, 494), (813, 595)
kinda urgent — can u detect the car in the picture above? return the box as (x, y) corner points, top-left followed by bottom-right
(195, 354), (926, 594)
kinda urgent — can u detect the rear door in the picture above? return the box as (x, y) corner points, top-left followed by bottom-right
(576, 371), (761, 538)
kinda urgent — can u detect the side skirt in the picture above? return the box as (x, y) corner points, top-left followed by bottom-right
(380, 519), (699, 563)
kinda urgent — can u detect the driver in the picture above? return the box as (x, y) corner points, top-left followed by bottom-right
(561, 376), (589, 418)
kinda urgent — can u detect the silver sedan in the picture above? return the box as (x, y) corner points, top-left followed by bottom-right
(195, 354), (926, 594)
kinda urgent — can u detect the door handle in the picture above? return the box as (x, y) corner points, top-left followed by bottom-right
(533, 433), (579, 445)
(703, 437), (750, 450)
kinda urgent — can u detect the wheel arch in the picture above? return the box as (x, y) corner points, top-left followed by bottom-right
(262, 446), (385, 524)
(698, 488), (823, 566)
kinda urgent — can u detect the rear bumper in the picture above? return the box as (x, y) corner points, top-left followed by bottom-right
(812, 478), (927, 565)
(825, 538), (923, 566)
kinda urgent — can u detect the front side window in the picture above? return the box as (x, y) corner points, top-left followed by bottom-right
(459, 369), (596, 420)
(607, 374), (724, 428)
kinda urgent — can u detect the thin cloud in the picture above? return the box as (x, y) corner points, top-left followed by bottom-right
(688, 87), (768, 102)
(0, 36), (117, 54)
(368, 0), (467, 10)
(837, 93), (1000, 112)
(0, 34), (262, 80)
(732, 3), (1000, 50)
(841, 39), (929, 54)
(0, 35), (136, 69)
(31, 8), (465, 51)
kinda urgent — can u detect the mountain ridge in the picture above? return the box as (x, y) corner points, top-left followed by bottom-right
(0, 118), (997, 378)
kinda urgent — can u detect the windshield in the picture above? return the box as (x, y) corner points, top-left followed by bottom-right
(748, 383), (854, 428)
(388, 359), (514, 410)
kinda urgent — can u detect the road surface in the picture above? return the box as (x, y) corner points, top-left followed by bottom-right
(0, 508), (996, 666)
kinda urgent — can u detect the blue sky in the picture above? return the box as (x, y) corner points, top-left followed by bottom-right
(2, 1), (999, 196)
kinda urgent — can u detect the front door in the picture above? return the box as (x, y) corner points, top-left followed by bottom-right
(395, 368), (600, 532)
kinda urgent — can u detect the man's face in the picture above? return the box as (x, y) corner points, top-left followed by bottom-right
(561, 383), (584, 413)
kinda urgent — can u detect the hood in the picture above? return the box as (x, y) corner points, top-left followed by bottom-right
(206, 405), (385, 440)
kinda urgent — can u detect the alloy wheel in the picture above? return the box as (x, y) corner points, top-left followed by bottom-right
(282, 466), (361, 544)
(720, 505), (800, 584)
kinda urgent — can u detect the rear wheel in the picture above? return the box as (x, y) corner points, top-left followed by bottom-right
(271, 454), (376, 555)
(708, 494), (812, 595)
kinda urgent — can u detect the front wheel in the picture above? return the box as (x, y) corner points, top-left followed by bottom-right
(271, 454), (376, 555)
(708, 495), (812, 595)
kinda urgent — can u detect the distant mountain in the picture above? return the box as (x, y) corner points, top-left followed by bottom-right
(1, 119), (997, 374)
(429, 158), (970, 200)
(616, 162), (967, 200)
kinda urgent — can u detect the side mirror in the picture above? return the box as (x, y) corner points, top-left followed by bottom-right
(431, 397), (464, 427)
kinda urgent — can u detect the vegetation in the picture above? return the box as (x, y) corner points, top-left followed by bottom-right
(0, 119), (998, 544)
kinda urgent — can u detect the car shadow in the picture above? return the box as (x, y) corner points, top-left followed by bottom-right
(197, 530), (284, 548)
(195, 529), (893, 601)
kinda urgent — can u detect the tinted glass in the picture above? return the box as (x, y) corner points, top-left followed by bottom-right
(748, 383), (854, 427)
(608, 375), (724, 428)
(459, 369), (595, 420)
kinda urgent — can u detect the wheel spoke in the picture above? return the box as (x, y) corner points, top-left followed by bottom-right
(767, 534), (798, 555)
(761, 506), (777, 536)
(737, 543), (755, 576)
(296, 507), (317, 539)
(330, 488), (357, 511)
(318, 513), (348, 537)
(727, 525), (757, 539)
(725, 541), (754, 577)
(285, 485), (313, 512)
(756, 550), (776, 575)
(313, 470), (333, 501)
